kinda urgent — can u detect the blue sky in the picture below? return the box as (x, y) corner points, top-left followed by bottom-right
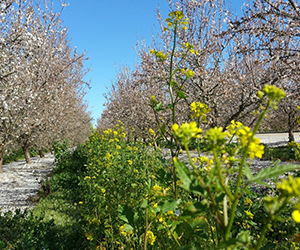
(59, 0), (243, 124)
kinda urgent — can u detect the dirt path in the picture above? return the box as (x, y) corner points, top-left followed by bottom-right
(0, 153), (55, 215)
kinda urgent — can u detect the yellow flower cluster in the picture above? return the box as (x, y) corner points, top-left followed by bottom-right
(181, 42), (198, 55)
(277, 176), (300, 223)
(181, 68), (195, 78)
(257, 84), (285, 110)
(146, 230), (156, 245)
(198, 156), (213, 171)
(288, 141), (300, 148)
(172, 121), (202, 144)
(165, 10), (188, 30)
(149, 49), (168, 62)
(244, 198), (253, 206)
(227, 120), (264, 159)
(152, 185), (162, 192)
(204, 127), (227, 146)
(277, 176), (300, 197)
(190, 101), (210, 121)
(244, 210), (254, 220)
(149, 128), (156, 136)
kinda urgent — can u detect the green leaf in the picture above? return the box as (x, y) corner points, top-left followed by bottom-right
(159, 199), (181, 213)
(123, 205), (134, 226)
(159, 124), (166, 137)
(174, 159), (193, 191)
(123, 223), (134, 232)
(174, 158), (204, 195)
(166, 104), (173, 109)
(243, 164), (253, 180)
(141, 199), (148, 208)
(250, 162), (299, 184)
(180, 201), (208, 219)
(175, 90), (187, 99)
(118, 205), (134, 225)
(154, 102), (163, 112)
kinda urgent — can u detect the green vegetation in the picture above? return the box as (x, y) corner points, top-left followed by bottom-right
(3, 147), (40, 165)
(1, 128), (300, 249)
(263, 141), (300, 162)
(0, 141), (89, 250)
(1, 7), (300, 250)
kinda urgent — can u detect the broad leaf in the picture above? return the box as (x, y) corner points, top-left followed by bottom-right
(174, 158), (204, 195)
(175, 90), (187, 99)
(250, 162), (299, 184)
(118, 205), (135, 226)
(166, 104), (173, 109)
(180, 201), (208, 218)
(159, 199), (181, 213)
(154, 102), (163, 112)
(243, 164), (253, 180)
(159, 124), (166, 137)
(123, 223), (134, 232)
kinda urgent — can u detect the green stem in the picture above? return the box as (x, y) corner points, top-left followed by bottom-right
(224, 177), (229, 227)
(143, 206), (149, 250)
(184, 144), (225, 229)
(254, 222), (269, 250)
(168, 21), (179, 199)
(225, 103), (270, 241)
(212, 147), (234, 202)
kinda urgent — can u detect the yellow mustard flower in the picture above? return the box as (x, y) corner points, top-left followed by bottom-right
(153, 185), (162, 192)
(167, 210), (174, 215)
(292, 210), (300, 223)
(149, 128), (156, 136)
(245, 210), (254, 219)
(119, 225), (127, 236)
(172, 121), (202, 144)
(190, 101), (210, 120)
(204, 127), (227, 146)
(277, 176), (300, 197)
(244, 198), (253, 206)
(146, 230), (156, 245)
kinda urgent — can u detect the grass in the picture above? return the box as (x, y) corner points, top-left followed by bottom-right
(0, 140), (299, 249)
(262, 144), (300, 162)
(3, 147), (42, 165)
(0, 144), (89, 250)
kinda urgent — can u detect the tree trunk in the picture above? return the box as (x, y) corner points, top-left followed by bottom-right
(288, 129), (295, 142)
(39, 149), (45, 158)
(0, 150), (3, 173)
(22, 145), (31, 164)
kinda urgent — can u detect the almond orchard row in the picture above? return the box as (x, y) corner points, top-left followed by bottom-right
(98, 0), (300, 144)
(0, 0), (91, 172)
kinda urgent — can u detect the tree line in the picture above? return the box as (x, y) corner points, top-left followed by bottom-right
(0, 0), (91, 172)
(97, 0), (300, 143)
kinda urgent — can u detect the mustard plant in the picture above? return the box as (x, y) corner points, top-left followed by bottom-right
(149, 10), (300, 250)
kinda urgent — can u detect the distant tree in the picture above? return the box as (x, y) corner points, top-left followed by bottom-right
(99, 0), (275, 136)
(0, 0), (90, 171)
(226, 0), (300, 140)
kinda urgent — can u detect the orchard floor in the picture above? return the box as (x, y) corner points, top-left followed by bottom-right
(0, 132), (300, 215)
(0, 153), (55, 215)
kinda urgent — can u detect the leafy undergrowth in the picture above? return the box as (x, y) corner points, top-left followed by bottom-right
(1, 133), (300, 249)
(0, 143), (89, 250)
(262, 142), (300, 162)
(3, 147), (41, 165)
